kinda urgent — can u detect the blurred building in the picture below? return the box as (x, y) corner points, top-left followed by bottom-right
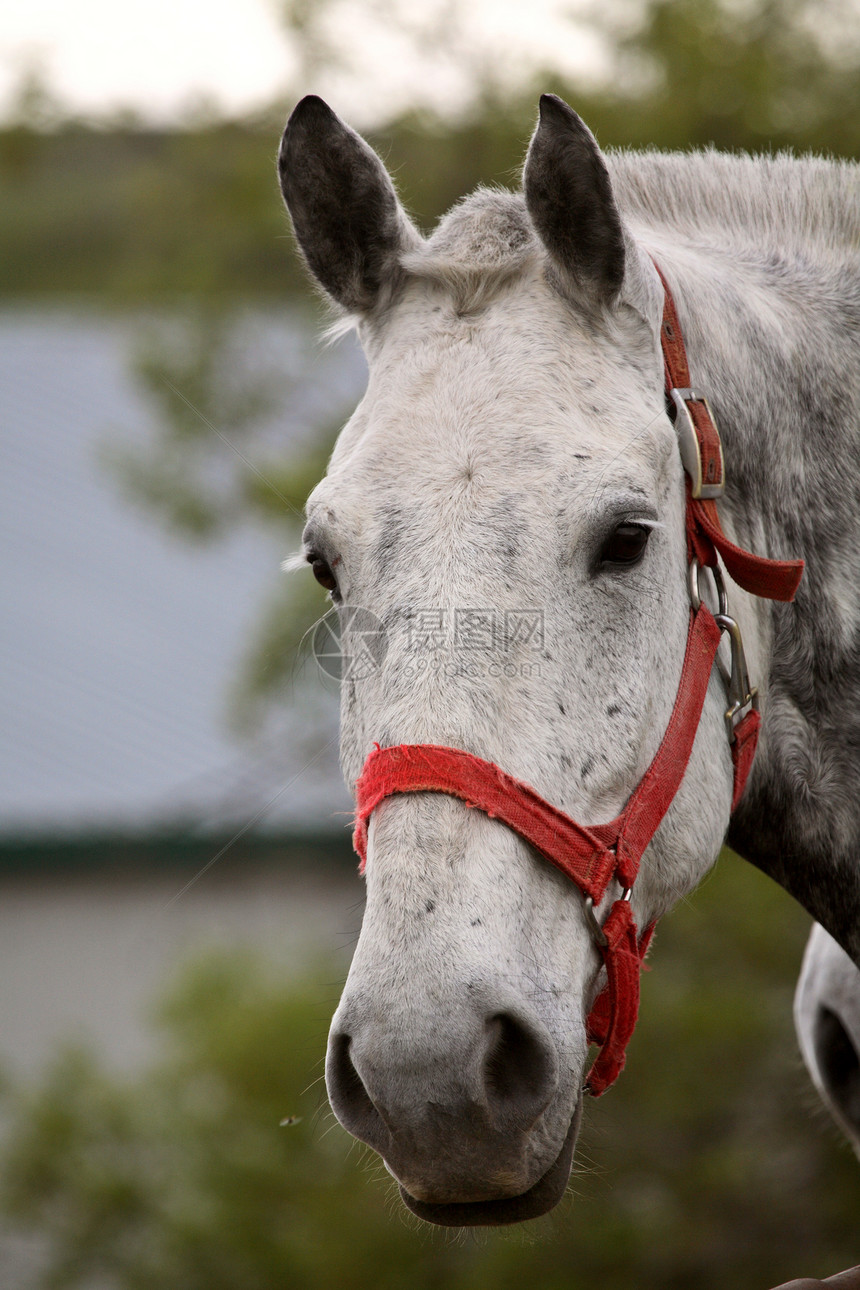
(2, 308), (356, 843)
(0, 307), (364, 1085)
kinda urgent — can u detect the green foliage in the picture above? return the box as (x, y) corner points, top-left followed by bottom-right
(577, 0), (860, 154)
(100, 312), (303, 542)
(225, 572), (335, 736)
(2, 858), (857, 1289)
(3, 0), (859, 303)
(0, 122), (298, 303)
(95, 308), (340, 729)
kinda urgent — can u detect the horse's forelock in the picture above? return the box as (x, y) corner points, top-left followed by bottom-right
(398, 189), (539, 314)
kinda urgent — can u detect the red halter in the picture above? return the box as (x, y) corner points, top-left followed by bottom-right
(352, 263), (803, 1097)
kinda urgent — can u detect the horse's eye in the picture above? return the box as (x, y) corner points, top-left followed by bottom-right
(601, 523), (650, 566)
(308, 552), (339, 593)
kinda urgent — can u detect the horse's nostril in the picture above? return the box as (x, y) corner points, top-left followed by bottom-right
(483, 1012), (558, 1131)
(326, 1030), (390, 1154)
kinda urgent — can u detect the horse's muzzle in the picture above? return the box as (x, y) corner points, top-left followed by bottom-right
(325, 997), (578, 1222)
(397, 1099), (583, 1226)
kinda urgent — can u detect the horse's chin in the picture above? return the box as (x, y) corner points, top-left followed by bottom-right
(397, 1098), (582, 1228)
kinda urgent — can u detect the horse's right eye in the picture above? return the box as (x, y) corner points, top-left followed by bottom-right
(309, 553), (338, 593)
(600, 523), (650, 567)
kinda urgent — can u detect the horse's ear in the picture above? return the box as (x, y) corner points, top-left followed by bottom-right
(278, 96), (419, 313)
(523, 94), (625, 309)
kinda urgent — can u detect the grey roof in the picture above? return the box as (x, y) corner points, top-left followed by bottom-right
(1, 309), (360, 835)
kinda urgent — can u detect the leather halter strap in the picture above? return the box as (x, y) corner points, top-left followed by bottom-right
(350, 261), (804, 1098)
(354, 604), (722, 901)
(653, 261), (804, 603)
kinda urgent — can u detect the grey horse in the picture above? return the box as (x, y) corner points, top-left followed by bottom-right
(279, 92), (860, 1230)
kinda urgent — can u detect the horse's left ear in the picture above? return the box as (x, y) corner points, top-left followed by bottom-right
(523, 95), (625, 309)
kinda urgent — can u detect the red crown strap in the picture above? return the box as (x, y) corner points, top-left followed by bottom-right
(656, 263), (692, 388)
(655, 261), (804, 604)
(655, 261), (725, 498)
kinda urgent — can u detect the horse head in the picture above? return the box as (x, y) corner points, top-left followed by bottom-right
(278, 95), (751, 1224)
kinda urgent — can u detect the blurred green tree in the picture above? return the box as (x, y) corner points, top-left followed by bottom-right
(578, 0), (860, 153)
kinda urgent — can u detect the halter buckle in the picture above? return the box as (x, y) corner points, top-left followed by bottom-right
(671, 387), (725, 500)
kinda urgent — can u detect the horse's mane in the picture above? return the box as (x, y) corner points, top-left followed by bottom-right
(607, 148), (859, 260)
(396, 150), (858, 315)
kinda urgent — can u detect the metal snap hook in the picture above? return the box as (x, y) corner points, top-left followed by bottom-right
(715, 612), (759, 739)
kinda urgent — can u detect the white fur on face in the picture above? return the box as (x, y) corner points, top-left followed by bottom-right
(308, 259), (735, 1111)
(282, 98), (860, 1209)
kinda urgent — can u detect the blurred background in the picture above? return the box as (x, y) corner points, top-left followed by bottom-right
(2, 0), (859, 1285)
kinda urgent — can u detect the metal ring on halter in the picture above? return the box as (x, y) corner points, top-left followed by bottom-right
(583, 897), (607, 948)
(688, 557), (729, 616)
(584, 887), (633, 950)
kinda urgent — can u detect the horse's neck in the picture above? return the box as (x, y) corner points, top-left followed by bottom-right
(649, 220), (860, 964)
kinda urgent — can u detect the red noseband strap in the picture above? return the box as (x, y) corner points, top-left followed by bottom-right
(350, 263), (803, 1098)
(354, 606), (723, 894)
